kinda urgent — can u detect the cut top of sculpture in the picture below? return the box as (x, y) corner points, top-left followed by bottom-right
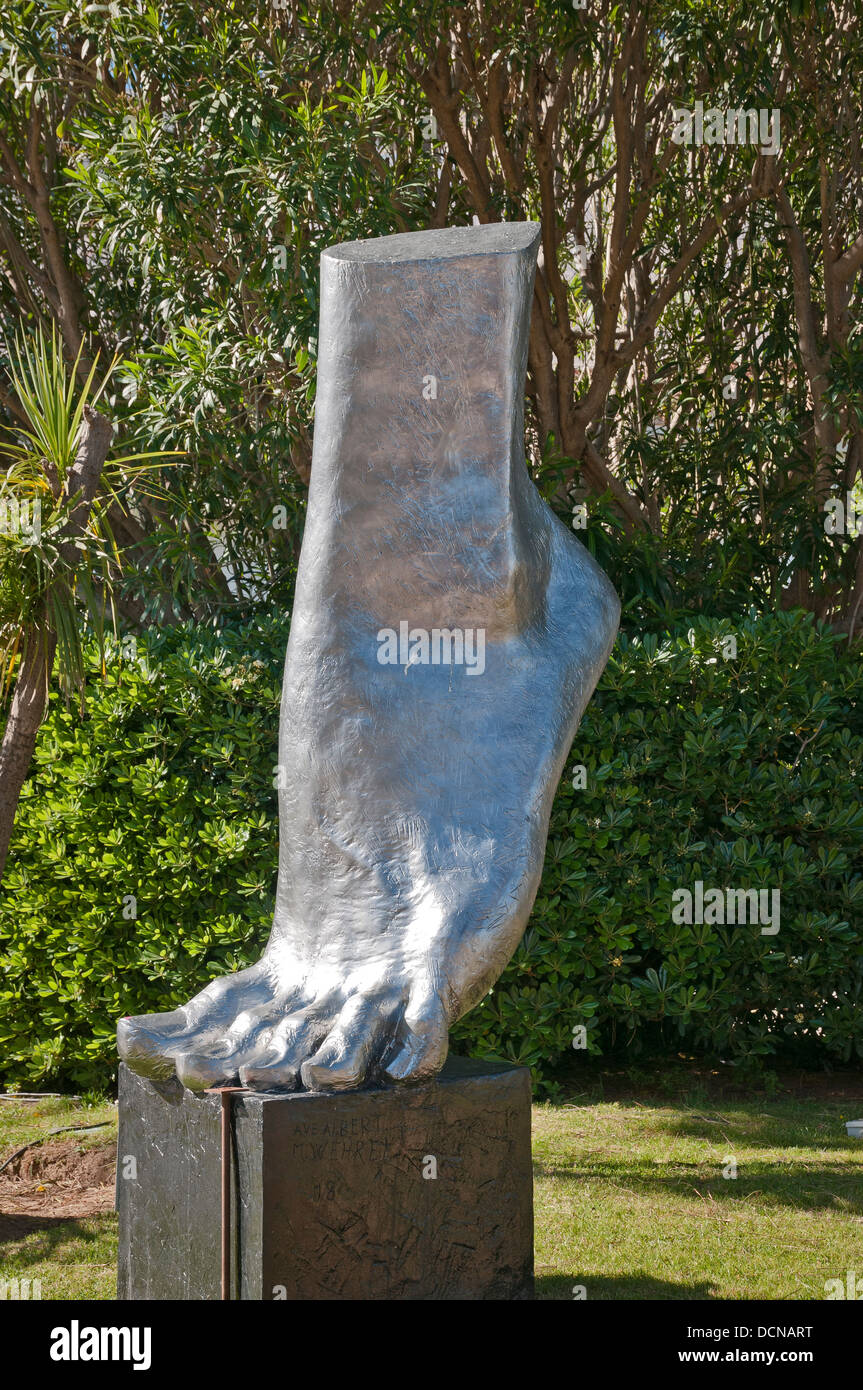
(322, 220), (541, 265)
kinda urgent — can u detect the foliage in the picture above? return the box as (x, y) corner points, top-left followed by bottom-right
(456, 610), (863, 1083)
(0, 616), (282, 1086)
(0, 1), (436, 620)
(0, 609), (859, 1091)
(1, 3), (861, 624)
(0, 324), (169, 697)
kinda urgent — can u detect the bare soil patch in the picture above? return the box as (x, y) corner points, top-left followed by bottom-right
(0, 1139), (117, 1237)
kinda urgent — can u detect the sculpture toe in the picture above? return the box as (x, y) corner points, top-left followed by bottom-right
(382, 990), (449, 1084)
(173, 1045), (241, 1092)
(238, 1054), (300, 1091)
(239, 1002), (337, 1091)
(117, 1011), (189, 1079)
(300, 993), (397, 1092)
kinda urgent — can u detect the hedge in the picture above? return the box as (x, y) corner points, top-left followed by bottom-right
(0, 609), (860, 1092)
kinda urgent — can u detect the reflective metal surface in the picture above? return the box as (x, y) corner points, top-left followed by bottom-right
(118, 222), (620, 1093)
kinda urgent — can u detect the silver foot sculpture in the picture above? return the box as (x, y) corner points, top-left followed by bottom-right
(118, 222), (620, 1093)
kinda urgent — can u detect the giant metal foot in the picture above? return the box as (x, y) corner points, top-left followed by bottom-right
(118, 222), (620, 1093)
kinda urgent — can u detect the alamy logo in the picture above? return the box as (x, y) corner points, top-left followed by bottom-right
(824, 1272), (863, 1299)
(377, 621), (486, 675)
(824, 493), (862, 536)
(0, 495), (41, 541)
(672, 881), (780, 934)
(672, 102), (781, 155)
(0, 1275), (41, 1299)
(49, 1321), (152, 1371)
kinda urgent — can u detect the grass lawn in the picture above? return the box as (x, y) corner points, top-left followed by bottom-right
(2, 1077), (861, 1301)
(533, 1090), (863, 1300)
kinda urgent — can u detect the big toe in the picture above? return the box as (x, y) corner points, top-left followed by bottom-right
(117, 1010), (189, 1079)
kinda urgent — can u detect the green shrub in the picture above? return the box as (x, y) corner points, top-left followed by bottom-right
(455, 612), (863, 1082)
(0, 617), (286, 1088)
(0, 610), (860, 1091)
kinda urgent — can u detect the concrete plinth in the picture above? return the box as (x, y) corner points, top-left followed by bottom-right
(116, 1057), (533, 1300)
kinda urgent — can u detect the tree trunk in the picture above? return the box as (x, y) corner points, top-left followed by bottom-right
(0, 404), (113, 881)
(0, 627), (56, 879)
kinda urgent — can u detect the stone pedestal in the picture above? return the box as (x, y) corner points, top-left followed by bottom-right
(116, 1057), (533, 1300)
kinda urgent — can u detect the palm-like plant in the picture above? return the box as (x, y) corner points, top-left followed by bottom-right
(0, 325), (170, 880)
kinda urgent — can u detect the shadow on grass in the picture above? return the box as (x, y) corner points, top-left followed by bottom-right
(651, 1110), (860, 1148)
(535, 1272), (715, 1300)
(0, 1210), (116, 1267)
(532, 1158), (863, 1214)
(541, 1097), (863, 1155)
(546, 1060), (863, 1109)
(544, 1095), (856, 1139)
